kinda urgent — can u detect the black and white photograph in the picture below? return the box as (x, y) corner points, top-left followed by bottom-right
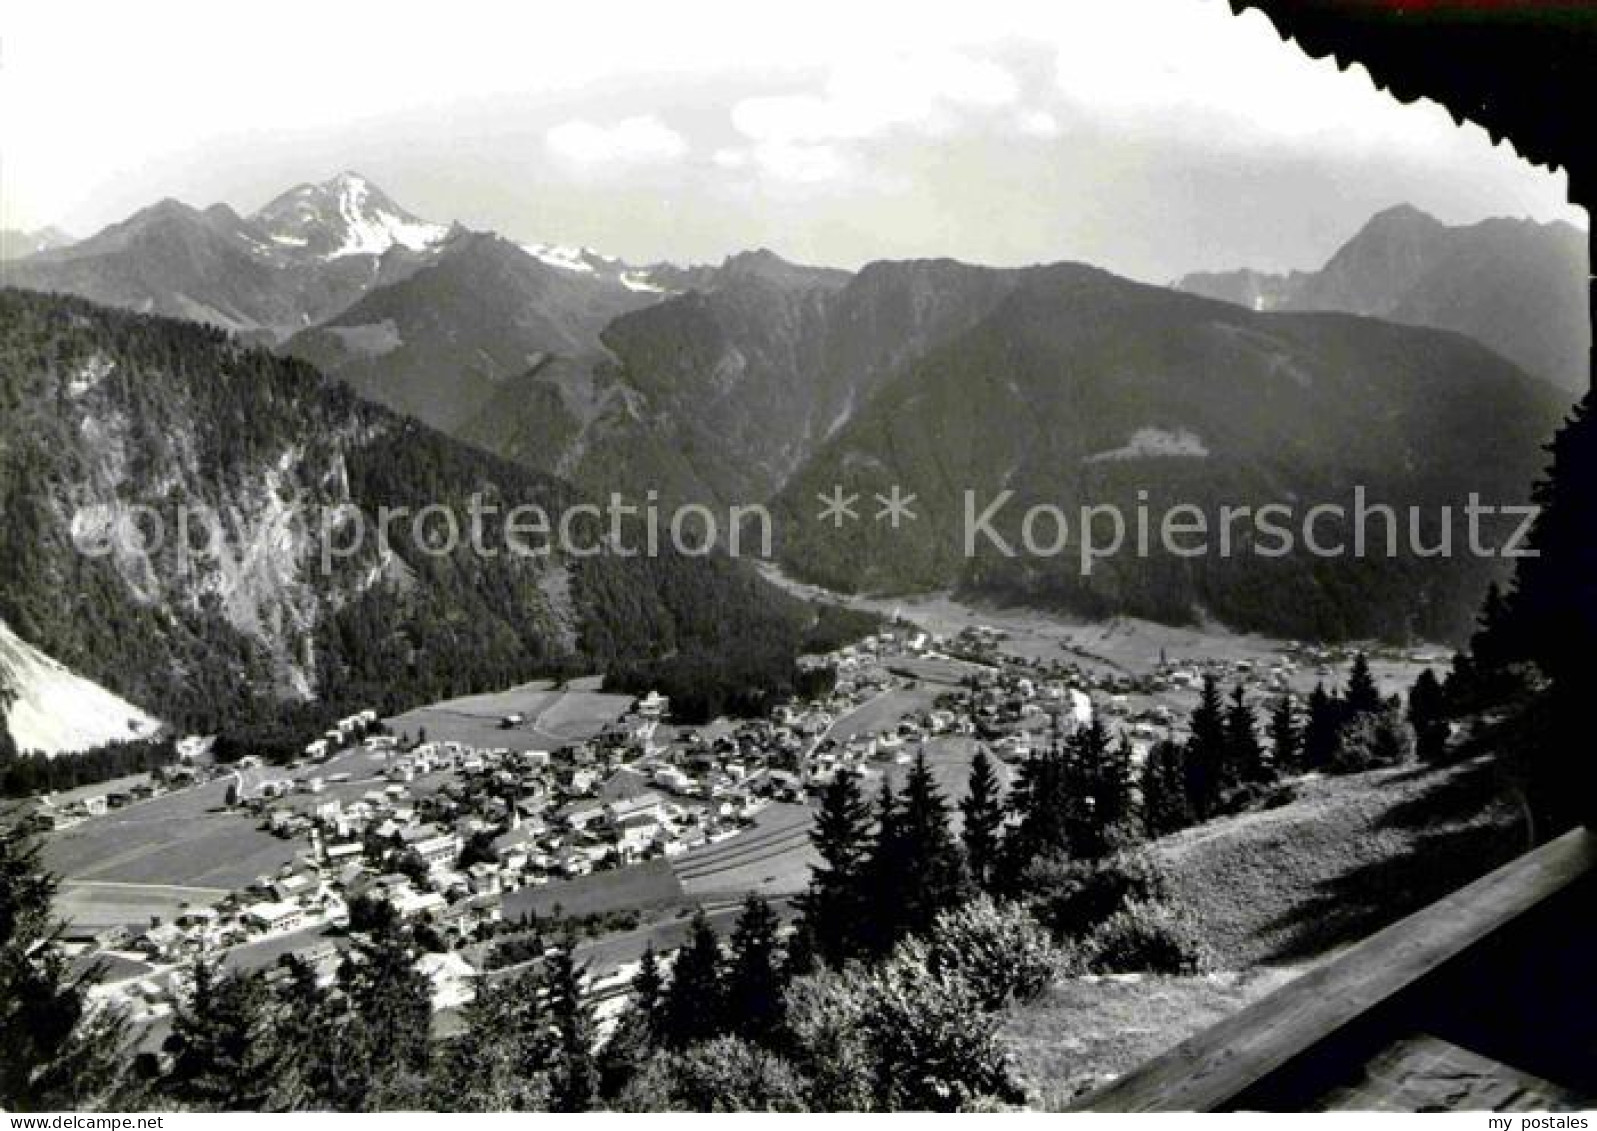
(1, 0), (1594, 1116)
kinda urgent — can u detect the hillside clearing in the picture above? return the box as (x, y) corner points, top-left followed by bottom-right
(1003, 755), (1526, 1108)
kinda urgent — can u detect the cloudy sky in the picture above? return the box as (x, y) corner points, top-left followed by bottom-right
(1, 0), (1583, 282)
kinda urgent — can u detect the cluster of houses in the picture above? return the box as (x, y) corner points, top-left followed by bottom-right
(53, 627), (1114, 1035)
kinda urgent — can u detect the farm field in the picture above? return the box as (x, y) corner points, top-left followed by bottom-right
(876, 736), (1017, 817)
(759, 565), (1438, 694)
(44, 775), (301, 895)
(502, 858), (685, 921)
(825, 683), (945, 743)
(56, 880), (229, 935)
(386, 681), (632, 752)
(674, 803), (817, 898)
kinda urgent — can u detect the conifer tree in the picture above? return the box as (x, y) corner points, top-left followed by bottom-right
(1268, 694), (1300, 773)
(336, 919), (433, 1108)
(726, 895), (787, 1045)
(0, 823), (127, 1110)
(999, 742), (1069, 888)
(1183, 675), (1229, 818)
(1408, 669), (1450, 763)
(1345, 653), (1382, 718)
(547, 944), (597, 1112)
(1224, 683), (1267, 783)
(883, 749), (966, 942)
(1469, 582), (1517, 678)
(861, 776), (906, 955)
(1061, 718), (1119, 858)
(1486, 393), (1597, 826)
(662, 909), (726, 1048)
(264, 955), (338, 1111)
(1302, 682), (1342, 770)
(958, 747), (1004, 891)
(1140, 740), (1192, 837)
(798, 771), (873, 966)
(598, 944), (662, 1100)
(436, 965), (551, 1110)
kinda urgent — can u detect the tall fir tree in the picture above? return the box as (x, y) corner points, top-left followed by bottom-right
(1489, 392), (1597, 828)
(1345, 653), (1383, 718)
(547, 944), (598, 1112)
(1184, 674), (1229, 818)
(335, 918), (433, 1109)
(1268, 694), (1300, 774)
(959, 747), (1005, 892)
(264, 954), (340, 1111)
(0, 823), (127, 1110)
(725, 895), (787, 1045)
(161, 962), (278, 1110)
(1060, 717), (1123, 858)
(879, 748), (966, 944)
(1302, 682), (1342, 770)
(598, 944), (662, 1100)
(1408, 669), (1450, 763)
(661, 908), (727, 1048)
(798, 771), (873, 966)
(1224, 683), (1267, 784)
(435, 964), (551, 1110)
(999, 741), (1070, 888)
(860, 776), (906, 955)
(1141, 740), (1193, 838)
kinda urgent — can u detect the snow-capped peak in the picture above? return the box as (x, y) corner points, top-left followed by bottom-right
(518, 240), (675, 294)
(251, 172), (448, 260)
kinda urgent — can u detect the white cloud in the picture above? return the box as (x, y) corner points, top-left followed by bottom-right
(732, 48), (1020, 146)
(1049, 2), (1452, 150)
(751, 142), (850, 184)
(1015, 109), (1061, 138)
(545, 115), (689, 169)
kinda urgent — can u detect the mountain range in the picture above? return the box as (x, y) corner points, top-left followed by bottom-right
(2, 176), (1583, 655)
(770, 263), (1569, 641)
(1, 226), (75, 260)
(1178, 204), (1589, 393)
(0, 289), (841, 753)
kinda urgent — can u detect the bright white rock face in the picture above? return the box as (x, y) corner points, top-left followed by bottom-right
(0, 619), (162, 757)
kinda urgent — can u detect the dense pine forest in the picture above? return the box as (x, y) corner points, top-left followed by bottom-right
(0, 289), (867, 754)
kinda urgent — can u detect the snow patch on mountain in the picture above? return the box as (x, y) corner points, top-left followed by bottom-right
(252, 172), (446, 261)
(1086, 427), (1210, 462)
(326, 175), (447, 258)
(0, 619), (162, 756)
(521, 242), (600, 274)
(620, 270), (667, 294)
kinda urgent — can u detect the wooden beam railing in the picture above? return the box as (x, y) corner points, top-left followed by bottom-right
(1075, 827), (1597, 1112)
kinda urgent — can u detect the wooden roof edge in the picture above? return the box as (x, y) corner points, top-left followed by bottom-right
(1073, 825), (1597, 1112)
(1227, 0), (1593, 198)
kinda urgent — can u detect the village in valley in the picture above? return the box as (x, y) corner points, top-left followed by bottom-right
(13, 606), (1442, 1052)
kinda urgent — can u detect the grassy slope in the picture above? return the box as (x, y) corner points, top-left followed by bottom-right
(1002, 755), (1527, 1108)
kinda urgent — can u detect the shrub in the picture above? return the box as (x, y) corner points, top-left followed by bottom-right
(617, 1037), (807, 1112)
(859, 943), (1027, 1111)
(1024, 851), (1170, 941)
(1074, 899), (1211, 976)
(1215, 779), (1299, 817)
(782, 940), (1027, 1111)
(919, 897), (1064, 1010)
(1332, 705), (1414, 773)
(782, 971), (874, 1112)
